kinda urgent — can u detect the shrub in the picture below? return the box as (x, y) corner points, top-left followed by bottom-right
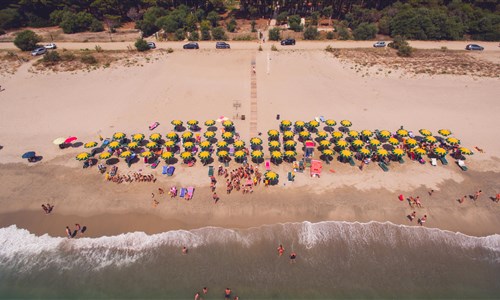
(353, 22), (377, 40)
(310, 11), (320, 26)
(0, 8), (23, 29)
(227, 18), (237, 32)
(175, 28), (185, 41)
(304, 26), (319, 40)
(288, 15), (303, 32)
(0, 28), (6, 36)
(81, 54), (97, 64)
(207, 11), (220, 27)
(95, 45), (103, 52)
(60, 52), (75, 61)
(336, 26), (351, 40)
(271, 44), (278, 51)
(14, 30), (41, 51)
(325, 45), (334, 52)
(90, 19), (104, 32)
(211, 27), (227, 40)
(42, 51), (61, 63)
(188, 31), (199, 41)
(326, 31), (334, 39)
(277, 12), (288, 25)
(233, 34), (253, 41)
(397, 44), (413, 57)
(251, 20), (256, 32)
(258, 45), (263, 51)
(201, 29), (211, 40)
(135, 38), (150, 51)
(388, 35), (413, 57)
(166, 47), (174, 53)
(268, 27), (281, 41)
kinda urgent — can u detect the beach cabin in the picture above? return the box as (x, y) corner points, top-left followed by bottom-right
(310, 160), (322, 178)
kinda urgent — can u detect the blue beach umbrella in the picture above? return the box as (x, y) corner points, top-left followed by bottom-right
(22, 151), (36, 159)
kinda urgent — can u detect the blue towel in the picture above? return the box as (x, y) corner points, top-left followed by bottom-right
(162, 166), (168, 175)
(167, 166), (175, 176)
(180, 188), (187, 198)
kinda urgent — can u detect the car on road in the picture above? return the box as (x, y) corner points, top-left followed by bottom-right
(44, 43), (57, 49)
(373, 41), (386, 48)
(216, 42), (230, 49)
(31, 47), (47, 56)
(183, 42), (199, 49)
(147, 42), (156, 49)
(465, 44), (484, 51)
(280, 38), (296, 46)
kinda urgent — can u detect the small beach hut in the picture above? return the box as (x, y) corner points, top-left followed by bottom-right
(325, 119), (337, 127)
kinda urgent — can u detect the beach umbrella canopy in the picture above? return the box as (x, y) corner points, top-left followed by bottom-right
(205, 120), (216, 126)
(361, 130), (373, 138)
(53, 137), (65, 145)
(119, 151), (132, 158)
(271, 151), (282, 159)
(294, 121), (305, 128)
(108, 141), (121, 150)
(75, 152), (90, 161)
(183, 141), (194, 150)
(284, 140), (297, 149)
(406, 138), (418, 148)
(396, 129), (409, 137)
(216, 141), (228, 148)
(264, 171), (279, 181)
(348, 130), (359, 139)
(322, 149), (334, 157)
(351, 139), (364, 149)
(200, 140), (212, 150)
(198, 151), (211, 160)
(171, 120), (183, 126)
(234, 150), (246, 159)
(65, 136), (77, 144)
(419, 129), (432, 137)
(359, 148), (371, 156)
(222, 120), (233, 128)
(340, 149), (353, 158)
(280, 120), (292, 128)
(180, 151), (193, 160)
(433, 147), (447, 157)
(145, 141), (158, 149)
(325, 119), (337, 127)
(84, 141), (98, 148)
(308, 120), (320, 128)
(332, 131), (343, 140)
(387, 137), (400, 146)
(140, 151), (153, 158)
(393, 148), (405, 157)
(204, 131), (215, 139)
(269, 140), (281, 149)
(113, 132), (125, 140)
(222, 131), (234, 140)
(167, 132), (179, 141)
(369, 139), (381, 147)
(149, 133), (162, 142)
(251, 150), (263, 159)
(187, 120), (198, 126)
(299, 131), (311, 139)
(161, 151), (174, 160)
(283, 131), (295, 140)
(284, 150), (297, 158)
(459, 147), (473, 155)
(132, 133), (145, 142)
(438, 129), (452, 137)
(376, 149), (389, 157)
(250, 137), (262, 146)
(99, 152), (111, 160)
(234, 140), (245, 149)
(127, 141), (139, 149)
(217, 150), (229, 158)
(415, 148), (427, 156)
(340, 120), (352, 127)
(22, 151), (36, 159)
(424, 136), (437, 144)
(320, 140), (331, 148)
(182, 132), (193, 140)
(379, 130), (391, 139)
(164, 140), (176, 148)
(316, 131), (328, 140)
(336, 139), (348, 149)
(268, 129), (279, 138)
(446, 137), (460, 145)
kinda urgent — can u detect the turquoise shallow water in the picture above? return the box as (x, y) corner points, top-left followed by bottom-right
(1, 221), (499, 299)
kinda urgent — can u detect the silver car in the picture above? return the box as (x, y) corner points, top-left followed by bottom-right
(31, 47), (47, 56)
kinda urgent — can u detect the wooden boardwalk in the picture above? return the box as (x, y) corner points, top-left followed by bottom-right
(250, 58), (258, 137)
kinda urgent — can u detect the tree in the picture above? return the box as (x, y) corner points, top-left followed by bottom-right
(288, 15), (303, 32)
(103, 14), (120, 33)
(310, 11), (320, 26)
(336, 26), (351, 40)
(207, 11), (220, 27)
(211, 26), (227, 40)
(251, 19), (256, 32)
(156, 16), (178, 33)
(277, 12), (288, 25)
(353, 22), (377, 40)
(303, 26), (319, 40)
(185, 13), (197, 32)
(227, 17), (237, 32)
(174, 28), (185, 41)
(0, 8), (23, 29)
(126, 7), (142, 22)
(268, 27), (281, 41)
(188, 30), (199, 41)
(14, 30), (40, 51)
(134, 38), (150, 51)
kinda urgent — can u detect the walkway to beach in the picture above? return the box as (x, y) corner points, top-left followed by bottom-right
(250, 57), (258, 137)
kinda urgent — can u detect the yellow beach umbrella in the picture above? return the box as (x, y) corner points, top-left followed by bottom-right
(161, 151), (174, 160)
(425, 136), (437, 144)
(352, 139), (364, 148)
(459, 147), (473, 155)
(222, 131), (234, 140)
(113, 132), (125, 140)
(446, 137), (460, 145)
(216, 141), (228, 148)
(120, 151), (132, 158)
(200, 140), (212, 150)
(250, 137), (262, 146)
(320, 140), (331, 148)
(316, 131), (328, 140)
(145, 141), (157, 149)
(396, 129), (409, 137)
(359, 148), (371, 156)
(264, 171), (279, 181)
(171, 120), (183, 126)
(167, 132), (179, 141)
(217, 150), (229, 158)
(234, 140), (245, 149)
(419, 129), (432, 137)
(234, 150), (246, 159)
(332, 131), (343, 140)
(222, 120), (233, 128)
(127, 142), (139, 149)
(387, 137), (399, 146)
(187, 120), (198, 126)
(269, 140), (281, 148)
(108, 141), (121, 150)
(393, 148), (405, 157)
(149, 133), (162, 142)
(361, 130), (373, 138)
(183, 141), (194, 150)
(348, 130), (359, 138)
(204, 131), (215, 139)
(369, 139), (381, 147)
(340, 120), (352, 127)
(322, 149), (334, 157)
(180, 151), (193, 160)
(308, 120), (320, 128)
(268, 129), (279, 138)
(414, 148), (427, 156)
(280, 120), (292, 128)
(299, 131), (311, 139)
(294, 121), (305, 128)
(164, 140), (176, 148)
(205, 120), (216, 126)
(336, 139), (348, 149)
(84, 141), (98, 148)
(283, 131), (295, 140)
(379, 130), (391, 139)
(340, 149), (353, 158)
(433, 147), (447, 157)
(99, 152), (111, 160)
(140, 151), (153, 158)
(284, 140), (297, 149)
(271, 151), (282, 159)
(406, 138), (418, 148)
(325, 119), (337, 127)
(251, 150), (263, 159)
(376, 149), (388, 157)
(284, 150), (297, 158)
(182, 132), (193, 140)
(76, 152), (90, 161)
(132, 133), (145, 142)
(438, 129), (452, 137)
(198, 151), (211, 160)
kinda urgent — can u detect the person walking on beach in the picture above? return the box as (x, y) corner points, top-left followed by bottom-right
(473, 190), (482, 200)
(65, 226), (72, 238)
(408, 211), (416, 222)
(202, 287), (208, 295)
(213, 192), (219, 204)
(459, 195), (466, 204)
(224, 288), (232, 299)
(75, 224), (82, 236)
(496, 193), (500, 203)
(418, 215), (427, 226)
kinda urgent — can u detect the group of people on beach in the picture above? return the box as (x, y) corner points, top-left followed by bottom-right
(65, 224), (84, 238)
(41, 203), (54, 214)
(194, 287), (239, 300)
(105, 171), (156, 184)
(277, 244), (297, 263)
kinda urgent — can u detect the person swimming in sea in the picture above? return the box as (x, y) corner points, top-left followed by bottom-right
(277, 244), (285, 256)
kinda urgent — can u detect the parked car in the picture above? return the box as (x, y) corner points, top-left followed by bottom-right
(183, 42), (199, 49)
(465, 44), (484, 51)
(373, 41), (386, 48)
(31, 47), (47, 56)
(44, 43), (57, 49)
(280, 38), (296, 46)
(216, 42), (230, 49)
(147, 42), (156, 49)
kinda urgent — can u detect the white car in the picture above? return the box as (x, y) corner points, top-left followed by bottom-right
(31, 47), (47, 56)
(44, 43), (57, 49)
(373, 41), (386, 47)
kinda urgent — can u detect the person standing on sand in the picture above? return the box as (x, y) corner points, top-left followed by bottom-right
(459, 195), (466, 204)
(213, 192), (219, 204)
(408, 211), (416, 221)
(418, 215), (427, 226)
(75, 224), (82, 236)
(224, 288), (232, 299)
(202, 287), (208, 295)
(473, 190), (482, 200)
(496, 193), (500, 203)
(65, 226), (72, 238)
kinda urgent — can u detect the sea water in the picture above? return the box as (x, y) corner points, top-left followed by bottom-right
(0, 221), (499, 299)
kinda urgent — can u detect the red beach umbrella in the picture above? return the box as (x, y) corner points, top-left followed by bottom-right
(65, 136), (77, 144)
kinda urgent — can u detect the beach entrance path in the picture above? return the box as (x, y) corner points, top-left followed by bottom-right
(250, 57), (258, 137)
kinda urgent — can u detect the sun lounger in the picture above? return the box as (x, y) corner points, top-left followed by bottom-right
(167, 166), (175, 176)
(378, 162), (389, 172)
(179, 188), (187, 198)
(288, 172), (295, 182)
(349, 157), (355, 166)
(440, 156), (448, 165)
(162, 166), (168, 175)
(265, 160), (271, 171)
(186, 187), (195, 200)
(457, 160), (468, 171)
(208, 165), (214, 177)
(149, 122), (159, 131)
(319, 116), (325, 122)
(431, 158), (437, 166)
(151, 159), (160, 169)
(101, 138), (110, 148)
